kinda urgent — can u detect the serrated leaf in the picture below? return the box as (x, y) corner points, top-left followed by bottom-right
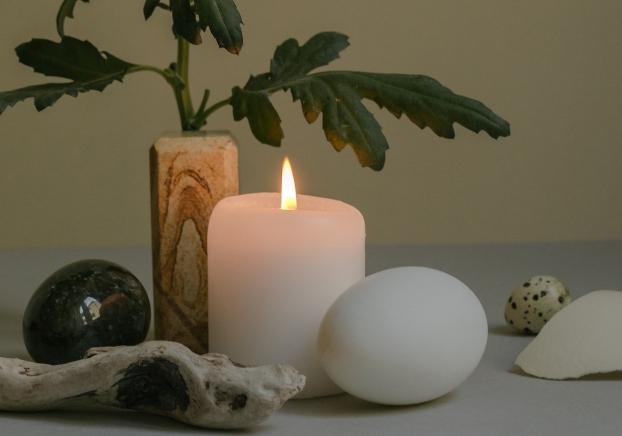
(0, 84), (70, 113)
(231, 86), (283, 146)
(0, 82), (90, 113)
(16, 37), (131, 84)
(56, 0), (90, 37)
(0, 37), (134, 113)
(232, 33), (510, 170)
(143, 0), (161, 19)
(296, 76), (389, 169)
(170, 0), (202, 44)
(270, 32), (349, 80)
(195, 0), (243, 54)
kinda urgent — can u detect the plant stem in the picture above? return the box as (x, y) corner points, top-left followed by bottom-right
(192, 97), (232, 129)
(129, 64), (192, 130)
(195, 89), (211, 116)
(131, 40), (231, 131)
(203, 97), (232, 118)
(175, 37), (194, 130)
(128, 65), (169, 79)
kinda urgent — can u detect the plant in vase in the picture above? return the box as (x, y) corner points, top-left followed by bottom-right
(0, 1), (510, 353)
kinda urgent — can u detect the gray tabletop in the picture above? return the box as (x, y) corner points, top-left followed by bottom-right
(1, 242), (621, 435)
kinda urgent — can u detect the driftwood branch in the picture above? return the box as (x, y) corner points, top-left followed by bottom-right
(0, 341), (305, 429)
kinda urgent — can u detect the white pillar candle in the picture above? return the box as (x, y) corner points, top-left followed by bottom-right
(208, 160), (365, 398)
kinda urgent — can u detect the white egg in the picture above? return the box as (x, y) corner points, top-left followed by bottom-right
(317, 267), (488, 405)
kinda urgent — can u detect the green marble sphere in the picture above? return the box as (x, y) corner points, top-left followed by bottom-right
(23, 260), (151, 364)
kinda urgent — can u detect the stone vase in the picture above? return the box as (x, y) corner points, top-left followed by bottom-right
(150, 131), (238, 353)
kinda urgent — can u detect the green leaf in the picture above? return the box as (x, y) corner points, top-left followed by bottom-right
(143, 0), (161, 19)
(231, 32), (510, 170)
(56, 0), (90, 37)
(231, 87), (283, 146)
(195, 0), (243, 54)
(16, 37), (132, 83)
(0, 37), (134, 113)
(170, 0), (202, 45)
(0, 83), (88, 113)
(270, 32), (349, 80)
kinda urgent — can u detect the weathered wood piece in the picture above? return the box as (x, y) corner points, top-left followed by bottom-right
(150, 132), (238, 353)
(0, 341), (305, 429)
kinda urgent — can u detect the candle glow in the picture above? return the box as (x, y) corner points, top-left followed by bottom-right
(280, 157), (297, 210)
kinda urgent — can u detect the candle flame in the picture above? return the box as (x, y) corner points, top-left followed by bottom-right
(280, 157), (297, 210)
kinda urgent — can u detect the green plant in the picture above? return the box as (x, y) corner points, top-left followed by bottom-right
(0, 1), (510, 170)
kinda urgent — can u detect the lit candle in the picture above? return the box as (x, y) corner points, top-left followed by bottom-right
(208, 158), (365, 398)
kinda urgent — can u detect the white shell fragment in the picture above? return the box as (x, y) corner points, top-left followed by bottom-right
(516, 290), (622, 379)
(504, 275), (571, 334)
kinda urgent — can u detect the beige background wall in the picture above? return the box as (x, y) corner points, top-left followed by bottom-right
(1, 1), (621, 248)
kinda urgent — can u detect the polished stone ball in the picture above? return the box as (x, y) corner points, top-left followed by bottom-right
(23, 260), (151, 364)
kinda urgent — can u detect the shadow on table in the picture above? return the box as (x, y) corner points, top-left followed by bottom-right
(0, 309), (29, 359)
(510, 366), (622, 381)
(281, 392), (455, 418)
(488, 324), (526, 337)
(0, 407), (266, 434)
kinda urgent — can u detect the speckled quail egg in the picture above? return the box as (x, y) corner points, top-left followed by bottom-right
(504, 275), (571, 334)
